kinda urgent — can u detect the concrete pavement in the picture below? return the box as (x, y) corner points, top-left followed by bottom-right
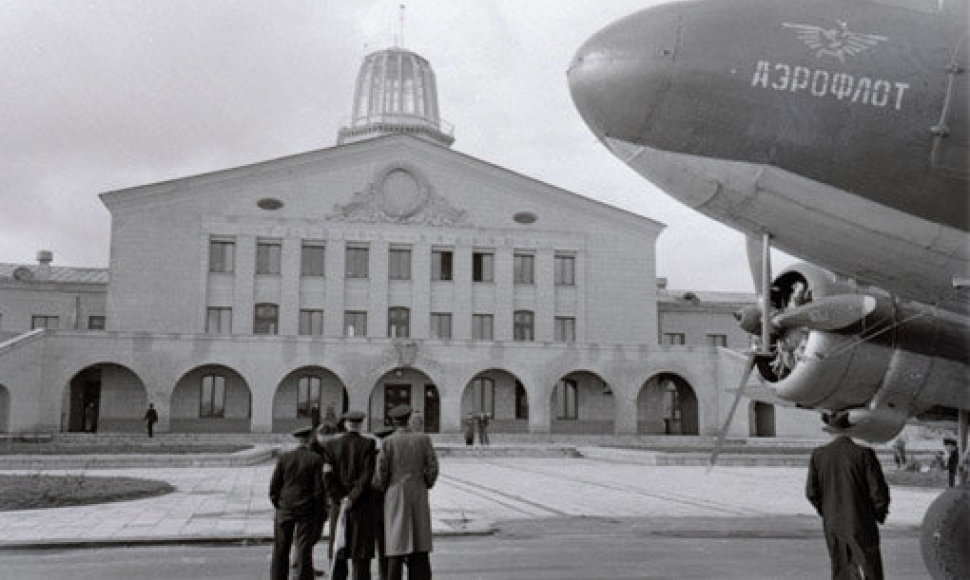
(0, 446), (942, 549)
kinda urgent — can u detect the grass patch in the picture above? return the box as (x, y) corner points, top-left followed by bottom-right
(0, 474), (174, 510)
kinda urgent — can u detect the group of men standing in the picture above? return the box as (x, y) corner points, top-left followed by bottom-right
(270, 404), (438, 580)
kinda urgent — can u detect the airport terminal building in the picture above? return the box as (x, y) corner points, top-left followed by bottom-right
(0, 47), (819, 438)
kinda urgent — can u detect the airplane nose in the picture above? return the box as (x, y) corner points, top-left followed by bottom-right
(567, 5), (680, 144)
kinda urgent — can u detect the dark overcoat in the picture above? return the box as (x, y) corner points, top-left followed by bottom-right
(373, 428), (439, 556)
(323, 431), (379, 559)
(269, 445), (327, 521)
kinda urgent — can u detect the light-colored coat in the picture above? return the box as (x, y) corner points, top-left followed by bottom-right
(373, 428), (439, 556)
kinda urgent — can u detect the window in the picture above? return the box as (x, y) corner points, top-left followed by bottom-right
(513, 310), (534, 341)
(513, 253), (534, 284)
(471, 377), (495, 415)
(555, 317), (576, 343)
(344, 311), (367, 337)
(296, 376), (321, 418)
(663, 332), (686, 345)
(554, 379), (578, 419)
(472, 314), (493, 340)
(87, 316), (105, 330)
(388, 307), (410, 338)
(31, 315), (58, 330)
(346, 245), (369, 279)
(254, 303), (279, 335)
(430, 313), (452, 339)
(472, 251), (494, 282)
(256, 240), (282, 275)
(432, 249), (453, 281)
(301, 242), (325, 277)
(299, 309), (324, 336)
(209, 239), (235, 273)
(554, 255), (575, 286)
(200, 374), (226, 418)
(707, 334), (728, 347)
(206, 307), (231, 334)
(389, 247), (412, 280)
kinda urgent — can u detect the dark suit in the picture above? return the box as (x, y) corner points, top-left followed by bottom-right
(270, 444), (327, 580)
(324, 431), (379, 580)
(806, 436), (890, 579)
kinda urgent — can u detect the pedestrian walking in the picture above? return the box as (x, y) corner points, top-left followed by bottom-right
(892, 436), (906, 468)
(323, 411), (379, 580)
(477, 411), (490, 446)
(143, 403), (158, 438)
(944, 437), (959, 487)
(806, 414), (890, 580)
(270, 427), (328, 580)
(462, 413), (475, 446)
(374, 405), (439, 580)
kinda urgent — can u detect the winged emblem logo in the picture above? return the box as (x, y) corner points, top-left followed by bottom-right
(782, 21), (888, 63)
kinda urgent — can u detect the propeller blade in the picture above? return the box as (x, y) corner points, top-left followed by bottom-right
(772, 295), (877, 332)
(745, 235), (764, 295)
(709, 351), (758, 470)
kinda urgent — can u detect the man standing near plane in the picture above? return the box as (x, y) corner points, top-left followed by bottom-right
(374, 405), (439, 580)
(323, 410), (378, 580)
(806, 413), (890, 579)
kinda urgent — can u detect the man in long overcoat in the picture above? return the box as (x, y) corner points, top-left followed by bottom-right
(323, 411), (379, 580)
(806, 417), (890, 580)
(269, 427), (327, 580)
(373, 405), (439, 580)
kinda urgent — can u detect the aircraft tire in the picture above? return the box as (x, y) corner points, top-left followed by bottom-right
(920, 484), (970, 579)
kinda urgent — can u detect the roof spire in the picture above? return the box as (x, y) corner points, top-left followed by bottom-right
(398, 4), (406, 48)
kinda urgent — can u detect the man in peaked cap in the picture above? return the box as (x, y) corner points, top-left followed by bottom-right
(270, 427), (327, 580)
(373, 404), (438, 580)
(322, 411), (379, 580)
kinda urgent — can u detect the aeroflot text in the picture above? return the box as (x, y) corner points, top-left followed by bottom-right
(751, 61), (910, 110)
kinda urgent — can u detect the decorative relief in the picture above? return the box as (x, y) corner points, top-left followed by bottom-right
(329, 165), (468, 226)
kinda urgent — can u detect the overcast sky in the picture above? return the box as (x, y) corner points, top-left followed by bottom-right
(0, 0), (795, 291)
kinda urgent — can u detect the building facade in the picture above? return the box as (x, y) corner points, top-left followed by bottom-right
(0, 47), (820, 438)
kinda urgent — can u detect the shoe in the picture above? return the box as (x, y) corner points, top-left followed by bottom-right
(314, 569), (327, 576)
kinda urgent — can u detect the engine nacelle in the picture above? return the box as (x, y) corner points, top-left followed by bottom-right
(751, 263), (970, 442)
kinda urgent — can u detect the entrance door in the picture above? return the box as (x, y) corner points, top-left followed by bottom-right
(424, 384), (439, 433)
(384, 384), (411, 427)
(81, 380), (101, 433)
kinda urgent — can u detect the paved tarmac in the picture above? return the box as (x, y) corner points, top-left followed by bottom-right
(0, 446), (939, 549)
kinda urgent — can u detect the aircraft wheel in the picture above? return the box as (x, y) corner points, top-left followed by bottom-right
(920, 484), (970, 579)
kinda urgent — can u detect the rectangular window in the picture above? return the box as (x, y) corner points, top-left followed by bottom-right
(707, 334), (728, 347)
(431, 249), (453, 281)
(209, 239), (235, 273)
(430, 313), (452, 339)
(554, 379), (578, 419)
(346, 245), (369, 279)
(296, 376), (321, 418)
(256, 240), (282, 275)
(663, 332), (686, 345)
(388, 247), (412, 280)
(472, 251), (494, 282)
(301, 242), (325, 277)
(513, 253), (534, 285)
(383, 384), (411, 427)
(472, 314), (493, 340)
(388, 307), (410, 338)
(344, 311), (367, 337)
(206, 307), (232, 334)
(200, 374), (226, 418)
(31, 315), (59, 330)
(87, 316), (106, 330)
(513, 310), (534, 341)
(554, 255), (576, 286)
(555, 317), (576, 343)
(254, 303), (279, 335)
(299, 309), (324, 336)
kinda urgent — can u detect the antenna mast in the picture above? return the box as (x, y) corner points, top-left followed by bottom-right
(399, 4), (406, 48)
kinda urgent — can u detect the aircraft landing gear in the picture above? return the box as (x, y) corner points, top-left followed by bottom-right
(920, 409), (969, 579)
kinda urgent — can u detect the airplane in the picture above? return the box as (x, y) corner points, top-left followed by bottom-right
(567, 0), (969, 574)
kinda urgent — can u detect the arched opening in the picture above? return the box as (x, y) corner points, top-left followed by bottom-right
(550, 370), (614, 434)
(0, 384), (9, 433)
(461, 370), (529, 434)
(272, 367), (349, 433)
(637, 373), (699, 435)
(62, 364), (148, 433)
(368, 367), (438, 433)
(170, 365), (251, 433)
(750, 401), (776, 437)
